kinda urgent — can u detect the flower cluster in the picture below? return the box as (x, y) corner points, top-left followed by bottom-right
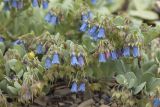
(44, 12), (59, 25)
(153, 98), (160, 107)
(3, 0), (23, 10)
(98, 46), (140, 63)
(0, 37), (5, 42)
(32, 0), (49, 9)
(45, 52), (60, 69)
(71, 82), (85, 93)
(3, 0), (49, 11)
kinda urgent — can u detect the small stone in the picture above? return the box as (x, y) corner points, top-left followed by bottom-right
(100, 104), (110, 107)
(111, 103), (118, 107)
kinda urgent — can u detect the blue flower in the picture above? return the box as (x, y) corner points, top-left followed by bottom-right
(80, 22), (88, 32)
(153, 98), (160, 107)
(99, 53), (106, 62)
(42, 0), (48, 9)
(78, 54), (85, 67)
(0, 37), (4, 42)
(32, 0), (38, 7)
(45, 57), (52, 69)
(111, 51), (117, 60)
(81, 14), (88, 21)
(133, 46), (139, 57)
(78, 83), (85, 92)
(97, 28), (105, 39)
(13, 40), (23, 45)
(52, 53), (60, 64)
(3, 2), (10, 11)
(88, 26), (98, 36)
(12, 0), (17, 8)
(71, 53), (79, 66)
(36, 44), (43, 54)
(92, 32), (98, 41)
(88, 11), (93, 20)
(123, 47), (130, 57)
(44, 12), (51, 22)
(71, 82), (78, 93)
(50, 15), (58, 25)
(17, 1), (23, 9)
(91, 0), (96, 5)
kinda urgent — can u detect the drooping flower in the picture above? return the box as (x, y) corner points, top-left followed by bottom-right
(42, 0), (48, 9)
(32, 0), (38, 7)
(80, 22), (88, 32)
(92, 32), (98, 41)
(36, 44), (43, 54)
(99, 53), (106, 62)
(71, 82), (78, 93)
(153, 98), (160, 107)
(88, 11), (93, 20)
(17, 1), (23, 9)
(44, 12), (52, 22)
(3, 0), (11, 11)
(91, 0), (97, 5)
(123, 47), (130, 57)
(52, 53), (60, 64)
(13, 40), (23, 45)
(81, 13), (88, 22)
(0, 37), (4, 42)
(71, 53), (79, 66)
(78, 54), (85, 67)
(133, 46), (139, 57)
(97, 27), (105, 39)
(88, 26), (98, 36)
(50, 15), (58, 25)
(45, 57), (52, 69)
(78, 83), (85, 92)
(111, 51), (117, 60)
(12, 0), (17, 8)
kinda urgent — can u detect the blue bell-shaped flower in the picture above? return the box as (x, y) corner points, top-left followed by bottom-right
(0, 37), (4, 42)
(32, 0), (38, 7)
(123, 47), (130, 57)
(4, 0), (10, 1)
(78, 83), (85, 92)
(44, 12), (51, 22)
(99, 53), (106, 62)
(13, 40), (23, 45)
(91, 0), (96, 5)
(81, 14), (88, 21)
(97, 28), (105, 39)
(133, 46), (139, 57)
(88, 26), (98, 36)
(45, 57), (52, 69)
(78, 54), (85, 67)
(50, 15), (58, 25)
(153, 98), (160, 107)
(17, 1), (23, 9)
(52, 53), (60, 64)
(80, 22), (88, 32)
(71, 53), (79, 66)
(42, 0), (48, 9)
(88, 11), (93, 20)
(91, 31), (98, 41)
(36, 44), (43, 54)
(12, 0), (17, 8)
(111, 51), (117, 60)
(71, 82), (78, 93)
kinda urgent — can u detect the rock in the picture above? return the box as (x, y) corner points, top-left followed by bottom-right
(54, 87), (70, 96)
(78, 99), (94, 107)
(111, 103), (118, 107)
(100, 104), (110, 107)
(34, 97), (47, 106)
